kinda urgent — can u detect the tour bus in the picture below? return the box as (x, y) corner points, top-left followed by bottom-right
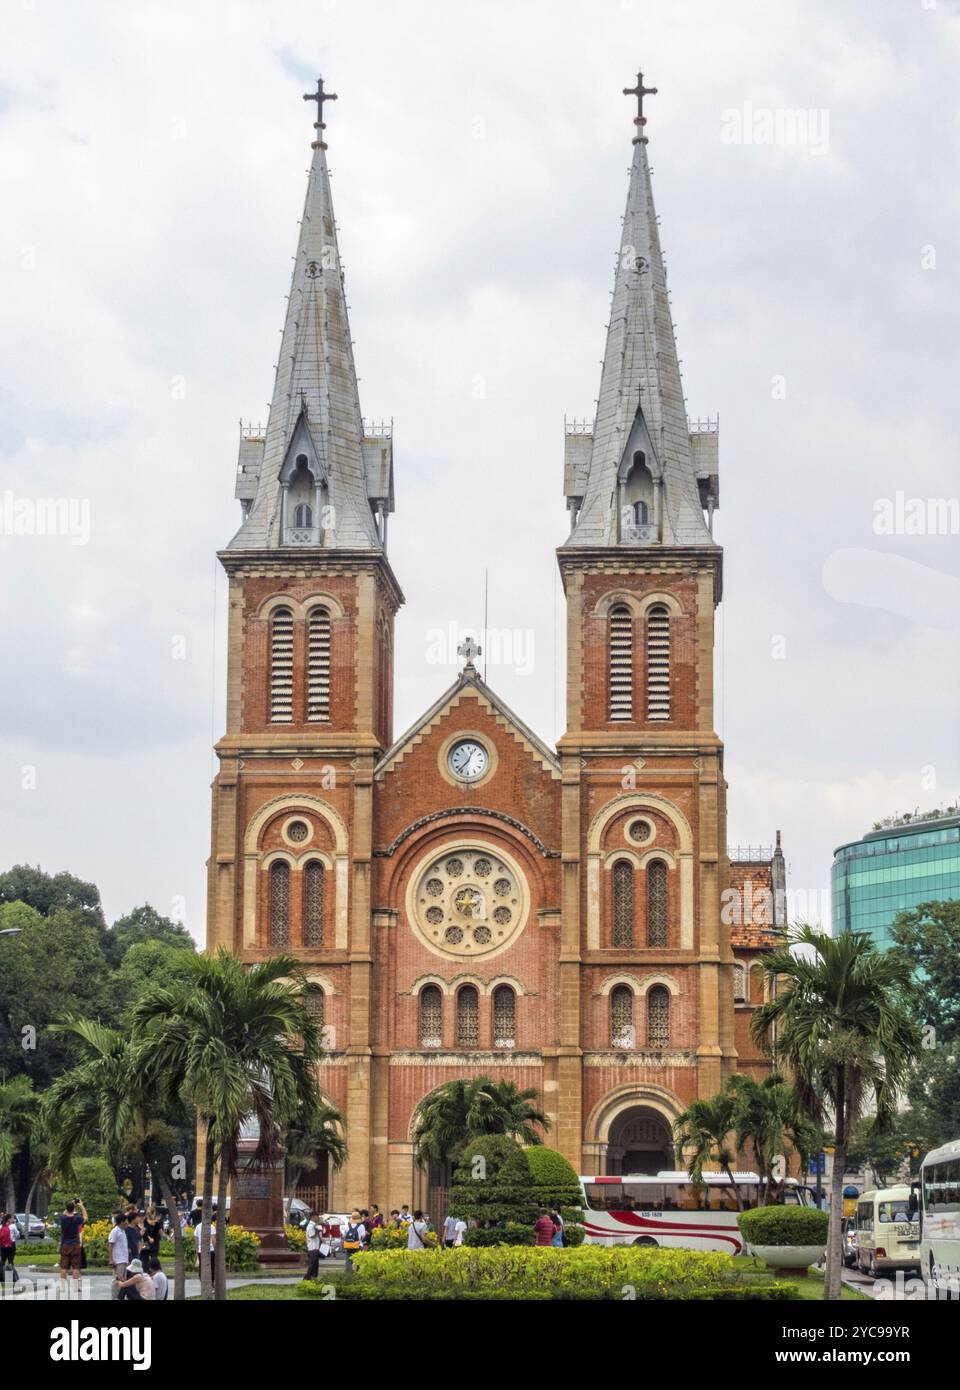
(918, 1137), (960, 1287)
(852, 1186), (920, 1276)
(580, 1172), (811, 1253)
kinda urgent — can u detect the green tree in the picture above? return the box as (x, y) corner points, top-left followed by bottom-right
(282, 1106), (346, 1205)
(889, 900), (960, 1150)
(132, 950), (327, 1301)
(108, 905), (195, 964)
(751, 925), (922, 1300)
(0, 903), (114, 1088)
(0, 1073), (36, 1214)
(117, 939), (197, 1008)
(0, 866), (104, 928)
(43, 1020), (190, 1294)
(48, 1156), (122, 1223)
(413, 1077), (548, 1169)
(846, 1113), (917, 1187)
(728, 1072), (821, 1205)
(450, 1135), (538, 1226)
(674, 1089), (744, 1209)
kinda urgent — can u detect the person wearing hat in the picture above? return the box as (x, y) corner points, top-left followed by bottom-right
(115, 1258), (157, 1301)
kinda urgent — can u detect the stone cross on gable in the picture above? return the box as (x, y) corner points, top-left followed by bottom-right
(457, 635), (482, 668)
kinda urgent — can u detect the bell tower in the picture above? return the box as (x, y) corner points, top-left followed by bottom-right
(206, 82), (402, 1203)
(557, 73), (733, 1170)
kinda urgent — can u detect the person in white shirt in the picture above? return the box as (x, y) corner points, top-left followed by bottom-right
(194, 1211), (216, 1281)
(108, 1213), (130, 1300)
(406, 1210), (429, 1250)
(442, 1213), (459, 1249)
(148, 1256), (169, 1300)
(305, 1211), (321, 1280)
(453, 1218), (467, 1248)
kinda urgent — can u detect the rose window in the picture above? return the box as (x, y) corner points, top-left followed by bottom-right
(409, 844), (529, 958)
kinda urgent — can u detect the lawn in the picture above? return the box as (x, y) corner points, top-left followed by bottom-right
(731, 1256), (869, 1302)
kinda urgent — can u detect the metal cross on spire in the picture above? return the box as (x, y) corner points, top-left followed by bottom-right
(623, 70), (658, 144)
(303, 76), (338, 148)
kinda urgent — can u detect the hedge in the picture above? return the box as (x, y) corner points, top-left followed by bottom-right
(450, 1136), (539, 1225)
(462, 1222), (536, 1247)
(293, 1248), (799, 1301)
(737, 1206), (830, 1247)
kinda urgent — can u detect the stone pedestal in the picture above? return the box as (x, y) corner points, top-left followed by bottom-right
(230, 1146), (301, 1268)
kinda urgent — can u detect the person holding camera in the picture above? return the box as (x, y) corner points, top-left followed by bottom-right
(58, 1197), (88, 1298)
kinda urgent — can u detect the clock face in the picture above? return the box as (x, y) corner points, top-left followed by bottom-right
(448, 739), (488, 781)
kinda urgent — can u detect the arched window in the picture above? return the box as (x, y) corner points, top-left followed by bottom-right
(269, 607), (294, 723)
(456, 986), (479, 1048)
(647, 859), (667, 947)
(612, 860), (634, 947)
(633, 499), (649, 525)
(303, 861), (325, 947)
(294, 502), (313, 528)
(305, 984), (324, 1030)
(307, 606), (331, 722)
(647, 986), (670, 1048)
(611, 985), (634, 1048)
(646, 604), (670, 721)
(419, 986), (442, 1048)
(269, 860), (290, 946)
(733, 963), (747, 1003)
(493, 986), (516, 1048)
(609, 605), (633, 721)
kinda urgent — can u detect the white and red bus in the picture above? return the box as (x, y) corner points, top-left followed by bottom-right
(580, 1171), (812, 1253)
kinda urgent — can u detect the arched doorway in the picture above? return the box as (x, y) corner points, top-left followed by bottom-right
(607, 1106), (674, 1175)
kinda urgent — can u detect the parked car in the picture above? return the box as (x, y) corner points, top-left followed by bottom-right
(15, 1213), (47, 1240)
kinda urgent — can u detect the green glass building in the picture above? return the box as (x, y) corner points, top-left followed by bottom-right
(833, 813), (960, 951)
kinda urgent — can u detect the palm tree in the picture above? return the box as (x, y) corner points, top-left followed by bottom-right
(0, 1074), (36, 1217)
(673, 1090), (744, 1209)
(42, 1019), (190, 1299)
(751, 925), (922, 1300)
(727, 1072), (821, 1205)
(132, 950), (326, 1301)
(283, 1106), (346, 1208)
(413, 1077), (549, 1169)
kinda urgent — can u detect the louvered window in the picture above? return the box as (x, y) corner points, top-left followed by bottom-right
(609, 605), (633, 720)
(303, 861), (325, 947)
(613, 860), (634, 947)
(646, 604), (670, 720)
(420, 986), (442, 1048)
(307, 606), (331, 722)
(611, 985), (634, 1048)
(647, 859), (668, 947)
(269, 607), (294, 723)
(269, 860), (290, 946)
(456, 986), (479, 1048)
(493, 985), (516, 1048)
(647, 986), (670, 1048)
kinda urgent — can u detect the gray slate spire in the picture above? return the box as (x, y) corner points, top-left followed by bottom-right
(229, 95), (390, 551)
(564, 99), (715, 549)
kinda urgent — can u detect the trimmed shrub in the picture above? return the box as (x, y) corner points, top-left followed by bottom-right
(293, 1252), (799, 1301)
(450, 1136), (538, 1226)
(462, 1222), (536, 1247)
(737, 1206), (829, 1247)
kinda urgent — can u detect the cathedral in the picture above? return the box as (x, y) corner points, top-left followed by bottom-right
(205, 75), (786, 1216)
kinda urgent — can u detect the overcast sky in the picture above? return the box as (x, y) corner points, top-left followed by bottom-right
(2, 0), (958, 936)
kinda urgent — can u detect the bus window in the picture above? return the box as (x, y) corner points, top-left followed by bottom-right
(857, 1201), (873, 1230)
(709, 1185), (742, 1212)
(674, 1185), (702, 1211)
(946, 1160), (960, 1212)
(623, 1184), (664, 1210)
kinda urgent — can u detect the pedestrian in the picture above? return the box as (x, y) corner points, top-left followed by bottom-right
(367, 1203), (384, 1234)
(441, 1212), (459, 1249)
(148, 1255), (169, 1301)
(108, 1212), (130, 1299)
(194, 1208), (216, 1280)
(398, 1204), (413, 1226)
(550, 1205), (565, 1248)
(406, 1209), (429, 1251)
(534, 1208), (555, 1247)
(453, 1217), (468, 1248)
(115, 1258), (156, 1301)
(142, 1205), (163, 1260)
(304, 1210), (322, 1280)
(0, 1213), (20, 1288)
(56, 1198), (88, 1297)
(125, 1210), (143, 1263)
(389, 1208), (402, 1229)
(341, 1210), (366, 1269)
